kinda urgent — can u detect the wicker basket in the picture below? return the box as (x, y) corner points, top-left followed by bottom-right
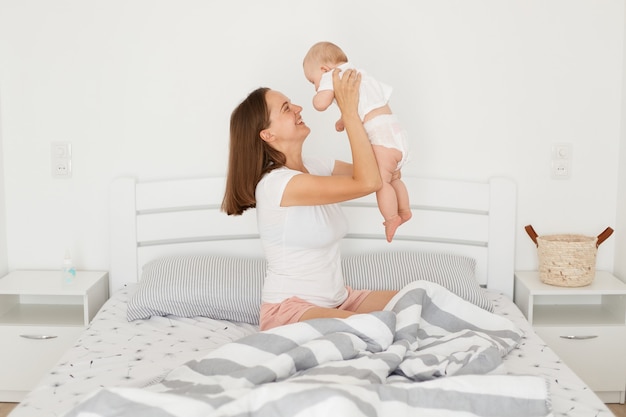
(525, 225), (613, 287)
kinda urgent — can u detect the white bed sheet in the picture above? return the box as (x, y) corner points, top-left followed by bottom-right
(9, 287), (613, 417)
(9, 285), (257, 417)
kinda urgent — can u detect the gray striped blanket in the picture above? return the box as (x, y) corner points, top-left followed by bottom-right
(65, 281), (552, 417)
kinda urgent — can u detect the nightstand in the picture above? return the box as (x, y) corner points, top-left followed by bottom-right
(514, 270), (626, 403)
(0, 270), (108, 401)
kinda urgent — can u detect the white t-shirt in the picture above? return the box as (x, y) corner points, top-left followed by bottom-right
(256, 157), (349, 307)
(317, 62), (392, 120)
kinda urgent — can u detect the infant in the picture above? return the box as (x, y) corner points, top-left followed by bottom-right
(303, 41), (411, 242)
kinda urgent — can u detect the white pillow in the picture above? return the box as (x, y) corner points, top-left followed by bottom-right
(342, 251), (493, 311)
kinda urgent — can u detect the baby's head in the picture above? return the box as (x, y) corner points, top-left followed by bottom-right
(303, 41), (348, 90)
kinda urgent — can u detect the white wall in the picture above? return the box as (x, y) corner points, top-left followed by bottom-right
(615, 2), (626, 283)
(0, 91), (7, 277)
(0, 0), (623, 273)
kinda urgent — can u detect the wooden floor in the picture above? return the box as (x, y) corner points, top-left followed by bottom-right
(0, 403), (17, 417)
(0, 401), (624, 416)
(608, 403), (626, 417)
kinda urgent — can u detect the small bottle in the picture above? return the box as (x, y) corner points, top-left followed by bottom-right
(62, 249), (76, 284)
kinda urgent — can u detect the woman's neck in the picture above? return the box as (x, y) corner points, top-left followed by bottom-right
(284, 153), (307, 173)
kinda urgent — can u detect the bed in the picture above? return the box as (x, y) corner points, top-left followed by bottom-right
(8, 175), (615, 417)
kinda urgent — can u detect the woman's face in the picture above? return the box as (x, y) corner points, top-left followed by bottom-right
(264, 90), (310, 143)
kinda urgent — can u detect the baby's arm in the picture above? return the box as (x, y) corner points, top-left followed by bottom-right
(335, 118), (344, 132)
(312, 90), (335, 111)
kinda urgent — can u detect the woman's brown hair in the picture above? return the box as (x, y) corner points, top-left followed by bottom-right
(222, 87), (286, 215)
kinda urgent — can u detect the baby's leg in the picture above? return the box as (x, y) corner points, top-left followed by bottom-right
(391, 172), (412, 224)
(372, 145), (403, 242)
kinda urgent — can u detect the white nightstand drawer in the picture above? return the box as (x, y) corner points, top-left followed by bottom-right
(535, 326), (626, 391)
(0, 270), (108, 401)
(0, 325), (83, 392)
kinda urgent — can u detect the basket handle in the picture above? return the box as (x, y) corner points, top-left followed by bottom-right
(596, 227), (614, 247)
(525, 225), (539, 247)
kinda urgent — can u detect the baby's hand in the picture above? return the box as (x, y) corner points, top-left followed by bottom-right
(335, 118), (345, 132)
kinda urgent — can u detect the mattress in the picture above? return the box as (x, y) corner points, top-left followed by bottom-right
(9, 287), (613, 417)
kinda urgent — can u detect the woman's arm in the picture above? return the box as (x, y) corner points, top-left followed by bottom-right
(282, 69), (381, 206)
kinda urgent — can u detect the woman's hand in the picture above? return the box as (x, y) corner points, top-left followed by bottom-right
(332, 68), (361, 121)
(280, 67), (380, 207)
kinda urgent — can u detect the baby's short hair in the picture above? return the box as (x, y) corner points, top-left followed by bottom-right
(304, 41), (348, 66)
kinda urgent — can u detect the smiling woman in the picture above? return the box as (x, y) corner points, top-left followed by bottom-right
(222, 69), (399, 332)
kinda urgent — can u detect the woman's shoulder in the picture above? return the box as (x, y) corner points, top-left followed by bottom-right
(256, 167), (300, 206)
(259, 166), (298, 183)
(258, 157), (334, 186)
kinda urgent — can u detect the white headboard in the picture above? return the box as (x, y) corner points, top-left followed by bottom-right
(110, 176), (516, 297)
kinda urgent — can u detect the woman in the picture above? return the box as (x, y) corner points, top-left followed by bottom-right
(222, 68), (397, 330)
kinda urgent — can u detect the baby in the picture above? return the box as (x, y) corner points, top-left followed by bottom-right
(303, 41), (411, 242)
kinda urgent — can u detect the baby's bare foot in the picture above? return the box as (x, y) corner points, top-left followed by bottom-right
(383, 215), (403, 243)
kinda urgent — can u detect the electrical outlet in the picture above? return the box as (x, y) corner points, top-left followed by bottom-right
(551, 160), (569, 178)
(51, 142), (72, 178)
(53, 160), (71, 177)
(551, 143), (571, 179)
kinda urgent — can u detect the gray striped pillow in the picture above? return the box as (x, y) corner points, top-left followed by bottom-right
(342, 252), (493, 311)
(127, 255), (266, 323)
(126, 251), (491, 324)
